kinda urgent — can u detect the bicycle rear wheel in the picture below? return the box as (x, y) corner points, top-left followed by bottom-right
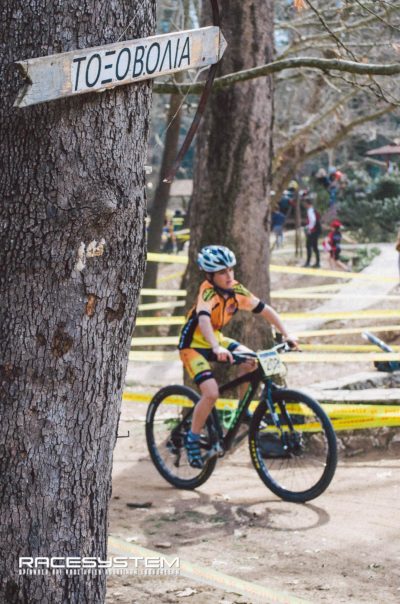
(249, 389), (337, 503)
(146, 385), (218, 490)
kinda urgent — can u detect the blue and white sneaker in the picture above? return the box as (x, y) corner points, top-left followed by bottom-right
(184, 432), (204, 469)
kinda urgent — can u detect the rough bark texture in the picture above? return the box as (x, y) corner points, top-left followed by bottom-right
(187, 0), (275, 350)
(0, 1), (155, 602)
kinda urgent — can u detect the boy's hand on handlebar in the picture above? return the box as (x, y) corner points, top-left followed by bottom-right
(212, 346), (234, 363)
(284, 335), (299, 350)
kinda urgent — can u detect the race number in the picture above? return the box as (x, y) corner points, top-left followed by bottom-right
(257, 351), (286, 378)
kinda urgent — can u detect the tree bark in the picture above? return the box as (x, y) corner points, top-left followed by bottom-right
(0, 1), (154, 602)
(187, 0), (275, 350)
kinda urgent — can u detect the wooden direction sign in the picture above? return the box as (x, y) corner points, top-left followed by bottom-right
(14, 26), (227, 108)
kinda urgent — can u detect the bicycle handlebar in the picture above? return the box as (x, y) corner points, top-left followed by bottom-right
(231, 341), (298, 364)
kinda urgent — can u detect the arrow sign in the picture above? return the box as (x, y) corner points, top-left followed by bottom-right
(14, 26), (227, 108)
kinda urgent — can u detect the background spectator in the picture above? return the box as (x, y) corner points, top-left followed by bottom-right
(303, 199), (321, 268)
(327, 219), (350, 271)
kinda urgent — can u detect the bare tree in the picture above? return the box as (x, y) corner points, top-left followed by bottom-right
(272, 0), (400, 194)
(0, 1), (154, 602)
(151, 2), (400, 212)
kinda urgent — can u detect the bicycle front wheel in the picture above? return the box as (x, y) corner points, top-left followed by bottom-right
(146, 385), (218, 490)
(249, 389), (337, 503)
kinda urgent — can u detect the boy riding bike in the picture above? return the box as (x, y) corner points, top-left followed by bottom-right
(178, 245), (298, 468)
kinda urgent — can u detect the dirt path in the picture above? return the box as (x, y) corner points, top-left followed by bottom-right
(108, 414), (400, 603)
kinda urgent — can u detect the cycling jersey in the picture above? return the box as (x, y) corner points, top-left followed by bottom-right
(178, 280), (264, 350)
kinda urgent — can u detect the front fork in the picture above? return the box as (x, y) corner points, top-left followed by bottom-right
(262, 382), (295, 451)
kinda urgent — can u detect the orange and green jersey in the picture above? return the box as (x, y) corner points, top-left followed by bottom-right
(178, 280), (263, 350)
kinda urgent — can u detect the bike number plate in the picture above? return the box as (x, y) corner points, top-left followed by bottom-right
(257, 351), (285, 377)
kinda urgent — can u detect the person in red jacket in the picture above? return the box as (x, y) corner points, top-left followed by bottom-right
(326, 220), (350, 271)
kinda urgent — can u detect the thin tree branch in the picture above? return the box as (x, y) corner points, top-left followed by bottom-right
(353, 0), (400, 33)
(275, 90), (357, 160)
(304, 0), (358, 61)
(278, 41), (393, 59)
(153, 57), (400, 95)
(282, 5), (400, 55)
(300, 104), (397, 162)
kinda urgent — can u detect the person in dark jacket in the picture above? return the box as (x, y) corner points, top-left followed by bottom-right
(303, 199), (321, 268)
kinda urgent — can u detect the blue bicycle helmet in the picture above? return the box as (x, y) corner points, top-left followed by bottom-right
(197, 245), (236, 272)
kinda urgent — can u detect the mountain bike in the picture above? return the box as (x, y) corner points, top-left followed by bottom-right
(146, 343), (337, 503)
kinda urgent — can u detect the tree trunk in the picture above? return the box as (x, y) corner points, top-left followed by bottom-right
(143, 93), (182, 291)
(187, 0), (275, 350)
(0, 1), (154, 602)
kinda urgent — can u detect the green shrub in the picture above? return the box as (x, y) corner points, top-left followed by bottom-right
(339, 195), (400, 242)
(314, 171), (400, 241)
(372, 175), (400, 201)
(345, 246), (381, 272)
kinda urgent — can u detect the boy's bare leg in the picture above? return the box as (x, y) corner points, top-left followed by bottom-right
(191, 346), (256, 433)
(191, 378), (219, 434)
(235, 344), (257, 400)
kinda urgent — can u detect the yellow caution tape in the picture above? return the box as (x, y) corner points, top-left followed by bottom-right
(325, 404), (400, 418)
(141, 288), (397, 301)
(136, 310), (400, 326)
(283, 309), (400, 321)
(128, 350), (400, 362)
(301, 344), (400, 352)
(126, 392), (255, 411)
(141, 288), (187, 297)
(108, 536), (308, 604)
(136, 317), (184, 326)
(272, 293), (400, 301)
(130, 337), (400, 351)
(147, 253), (398, 283)
(274, 284), (341, 294)
(297, 324), (400, 338)
(284, 352), (400, 362)
(122, 393), (400, 417)
(331, 416), (400, 430)
(270, 264), (398, 283)
(138, 301), (185, 311)
(254, 402), (400, 418)
(260, 417), (400, 432)
(123, 392), (153, 403)
(129, 351), (177, 361)
(131, 336), (178, 346)
(148, 252), (188, 264)
(123, 392), (259, 412)
(143, 285), (340, 298)
(121, 393), (400, 433)
(157, 270), (185, 283)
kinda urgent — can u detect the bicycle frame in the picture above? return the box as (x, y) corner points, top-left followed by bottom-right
(212, 365), (279, 453)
